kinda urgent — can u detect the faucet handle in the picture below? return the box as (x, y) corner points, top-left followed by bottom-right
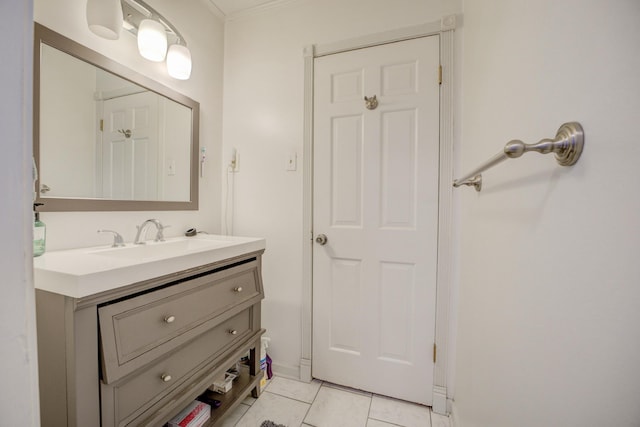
(155, 224), (170, 242)
(98, 229), (125, 247)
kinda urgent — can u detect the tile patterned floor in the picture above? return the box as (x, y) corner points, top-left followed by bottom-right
(219, 376), (451, 427)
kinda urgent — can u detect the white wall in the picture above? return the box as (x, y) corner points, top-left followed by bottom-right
(453, 0), (640, 425)
(34, 0), (225, 250)
(222, 0), (462, 377)
(0, 0), (41, 425)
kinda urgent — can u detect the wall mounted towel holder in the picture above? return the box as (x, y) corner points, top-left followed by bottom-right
(453, 122), (584, 192)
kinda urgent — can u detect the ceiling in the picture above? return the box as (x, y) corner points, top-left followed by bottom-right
(207, 0), (286, 18)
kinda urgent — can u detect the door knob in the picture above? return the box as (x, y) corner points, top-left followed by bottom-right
(315, 234), (328, 245)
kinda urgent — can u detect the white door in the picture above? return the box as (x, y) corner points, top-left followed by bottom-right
(102, 91), (159, 200)
(312, 36), (440, 405)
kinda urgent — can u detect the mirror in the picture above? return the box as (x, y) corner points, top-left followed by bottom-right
(34, 23), (199, 211)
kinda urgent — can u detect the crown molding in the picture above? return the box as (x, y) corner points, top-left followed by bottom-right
(225, 0), (301, 22)
(200, 0), (226, 20)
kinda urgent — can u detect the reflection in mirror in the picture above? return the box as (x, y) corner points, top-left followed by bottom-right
(34, 23), (199, 211)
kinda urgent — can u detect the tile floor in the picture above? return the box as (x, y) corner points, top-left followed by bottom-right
(219, 376), (451, 427)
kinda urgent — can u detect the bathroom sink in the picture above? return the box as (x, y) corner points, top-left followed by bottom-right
(88, 237), (227, 260)
(33, 234), (265, 298)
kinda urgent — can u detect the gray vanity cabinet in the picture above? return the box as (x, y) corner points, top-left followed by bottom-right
(36, 251), (265, 427)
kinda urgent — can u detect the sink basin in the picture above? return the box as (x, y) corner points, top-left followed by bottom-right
(34, 234), (266, 298)
(88, 238), (226, 260)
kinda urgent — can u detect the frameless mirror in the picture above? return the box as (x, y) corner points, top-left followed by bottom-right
(34, 23), (199, 211)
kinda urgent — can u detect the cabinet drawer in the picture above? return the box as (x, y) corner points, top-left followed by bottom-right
(99, 260), (262, 383)
(106, 308), (252, 426)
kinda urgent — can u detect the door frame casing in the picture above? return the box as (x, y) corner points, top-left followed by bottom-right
(301, 15), (457, 415)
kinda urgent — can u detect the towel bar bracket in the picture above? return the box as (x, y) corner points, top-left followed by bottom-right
(452, 175), (482, 191)
(550, 121), (584, 166)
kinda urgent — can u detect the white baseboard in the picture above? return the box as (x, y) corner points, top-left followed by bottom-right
(271, 362), (300, 380)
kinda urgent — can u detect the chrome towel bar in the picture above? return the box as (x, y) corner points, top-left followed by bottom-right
(453, 122), (584, 191)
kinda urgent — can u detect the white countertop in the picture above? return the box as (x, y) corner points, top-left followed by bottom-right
(34, 234), (266, 298)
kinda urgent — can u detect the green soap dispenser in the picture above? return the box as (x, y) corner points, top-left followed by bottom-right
(33, 202), (46, 257)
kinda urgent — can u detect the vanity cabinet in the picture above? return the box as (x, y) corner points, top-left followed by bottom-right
(36, 251), (265, 427)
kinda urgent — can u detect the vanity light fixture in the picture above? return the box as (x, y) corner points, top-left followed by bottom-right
(86, 0), (192, 80)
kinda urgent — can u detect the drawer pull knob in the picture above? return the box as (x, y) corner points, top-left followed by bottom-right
(164, 315), (176, 324)
(234, 286), (243, 293)
(228, 329), (238, 335)
(161, 374), (172, 382)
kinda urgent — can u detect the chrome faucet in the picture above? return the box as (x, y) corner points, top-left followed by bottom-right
(134, 219), (166, 244)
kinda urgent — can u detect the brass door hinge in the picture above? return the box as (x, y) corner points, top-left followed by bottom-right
(100, 119), (104, 131)
(433, 343), (437, 363)
(438, 65), (443, 85)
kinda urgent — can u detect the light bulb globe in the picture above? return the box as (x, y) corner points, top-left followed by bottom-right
(137, 19), (167, 62)
(167, 44), (192, 80)
(86, 0), (123, 40)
